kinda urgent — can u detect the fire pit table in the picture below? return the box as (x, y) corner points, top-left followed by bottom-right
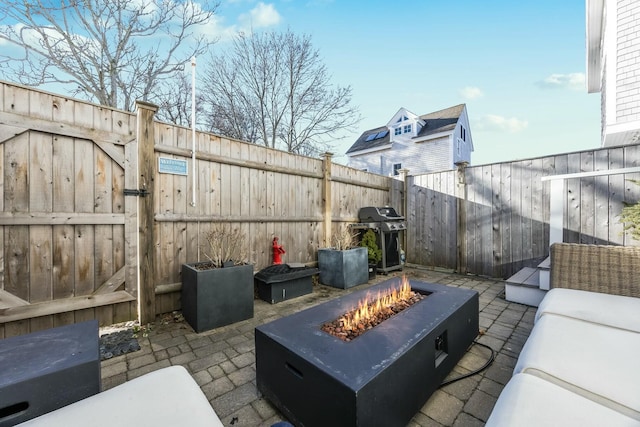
(255, 278), (479, 427)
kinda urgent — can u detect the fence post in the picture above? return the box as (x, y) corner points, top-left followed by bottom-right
(455, 162), (468, 274)
(136, 100), (159, 325)
(322, 152), (333, 247)
(398, 169), (409, 260)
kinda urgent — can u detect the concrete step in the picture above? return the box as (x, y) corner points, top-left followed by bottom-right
(505, 267), (547, 307)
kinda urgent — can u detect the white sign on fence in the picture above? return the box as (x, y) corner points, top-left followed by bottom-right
(158, 157), (188, 175)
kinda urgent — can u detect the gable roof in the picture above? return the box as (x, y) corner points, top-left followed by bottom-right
(346, 104), (466, 155)
(415, 104), (465, 139)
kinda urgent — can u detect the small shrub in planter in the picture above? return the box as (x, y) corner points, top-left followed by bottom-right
(181, 225), (254, 333)
(318, 225), (368, 289)
(620, 179), (640, 241)
(360, 229), (382, 279)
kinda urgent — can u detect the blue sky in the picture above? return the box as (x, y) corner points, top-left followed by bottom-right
(210, 0), (601, 166)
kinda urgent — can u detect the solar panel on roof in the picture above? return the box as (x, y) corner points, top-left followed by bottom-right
(376, 130), (389, 139)
(365, 134), (377, 141)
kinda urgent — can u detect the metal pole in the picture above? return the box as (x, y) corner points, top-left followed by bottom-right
(191, 56), (197, 207)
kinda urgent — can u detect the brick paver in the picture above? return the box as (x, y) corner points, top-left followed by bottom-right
(100, 267), (536, 426)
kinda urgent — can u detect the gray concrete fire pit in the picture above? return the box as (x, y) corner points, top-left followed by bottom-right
(255, 278), (479, 427)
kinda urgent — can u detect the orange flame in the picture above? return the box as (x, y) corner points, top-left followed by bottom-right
(339, 276), (412, 332)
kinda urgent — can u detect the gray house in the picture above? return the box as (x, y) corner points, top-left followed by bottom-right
(346, 104), (473, 176)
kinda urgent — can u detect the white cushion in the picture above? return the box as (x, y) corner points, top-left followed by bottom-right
(536, 288), (640, 333)
(514, 314), (640, 420)
(18, 366), (223, 427)
(486, 373), (640, 427)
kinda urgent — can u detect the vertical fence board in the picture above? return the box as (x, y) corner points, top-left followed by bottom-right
(530, 157), (544, 259)
(500, 163), (512, 277)
(580, 151), (595, 243)
(520, 160), (533, 268)
(491, 164), (503, 277)
(594, 150), (610, 244)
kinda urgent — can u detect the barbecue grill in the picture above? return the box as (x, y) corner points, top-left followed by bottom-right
(352, 206), (406, 273)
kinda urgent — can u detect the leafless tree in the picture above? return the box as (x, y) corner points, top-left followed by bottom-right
(154, 72), (207, 128)
(202, 30), (360, 154)
(0, 0), (219, 111)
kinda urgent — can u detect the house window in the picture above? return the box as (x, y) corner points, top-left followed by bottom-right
(394, 127), (402, 136)
(460, 126), (466, 141)
(393, 163), (401, 175)
(403, 124), (412, 133)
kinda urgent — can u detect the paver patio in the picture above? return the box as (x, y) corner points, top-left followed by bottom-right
(100, 266), (536, 427)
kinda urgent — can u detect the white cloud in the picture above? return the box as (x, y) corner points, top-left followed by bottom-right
(459, 86), (483, 100)
(477, 114), (528, 133)
(239, 2), (281, 28)
(536, 73), (585, 91)
(200, 14), (238, 41)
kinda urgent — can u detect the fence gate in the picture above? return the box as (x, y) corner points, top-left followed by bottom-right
(0, 83), (139, 338)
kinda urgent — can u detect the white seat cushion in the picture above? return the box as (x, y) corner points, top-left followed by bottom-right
(486, 373), (640, 427)
(18, 366), (223, 427)
(536, 288), (640, 333)
(514, 314), (640, 420)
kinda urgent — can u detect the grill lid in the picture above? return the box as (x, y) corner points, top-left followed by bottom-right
(358, 206), (405, 222)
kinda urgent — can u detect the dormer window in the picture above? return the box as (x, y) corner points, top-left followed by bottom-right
(394, 127), (402, 136)
(403, 124), (412, 134)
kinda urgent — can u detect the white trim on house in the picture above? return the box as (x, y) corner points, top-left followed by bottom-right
(348, 144), (393, 156)
(413, 130), (451, 142)
(586, 0), (605, 93)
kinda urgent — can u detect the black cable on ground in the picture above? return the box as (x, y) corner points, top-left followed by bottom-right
(439, 340), (496, 388)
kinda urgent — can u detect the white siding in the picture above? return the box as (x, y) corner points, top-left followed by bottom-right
(453, 108), (473, 165)
(347, 136), (454, 176)
(616, 0), (640, 124)
(347, 151), (389, 174)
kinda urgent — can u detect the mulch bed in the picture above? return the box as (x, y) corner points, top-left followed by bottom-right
(99, 329), (141, 360)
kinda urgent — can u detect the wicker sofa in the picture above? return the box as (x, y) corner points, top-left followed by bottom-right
(486, 243), (640, 426)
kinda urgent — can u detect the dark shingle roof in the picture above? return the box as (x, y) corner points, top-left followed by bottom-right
(415, 104), (465, 138)
(346, 104), (465, 155)
(346, 126), (391, 154)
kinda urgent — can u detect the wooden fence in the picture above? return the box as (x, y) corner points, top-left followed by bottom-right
(4, 80), (638, 338)
(405, 145), (640, 279)
(0, 81), (398, 338)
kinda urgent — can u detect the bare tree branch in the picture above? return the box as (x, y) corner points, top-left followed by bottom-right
(202, 29), (360, 154)
(0, 0), (219, 111)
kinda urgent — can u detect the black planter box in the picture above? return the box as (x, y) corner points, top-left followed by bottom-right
(181, 263), (254, 333)
(367, 263), (377, 280)
(0, 321), (101, 426)
(255, 264), (319, 304)
(317, 247), (368, 289)
(255, 279), (479, 427)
